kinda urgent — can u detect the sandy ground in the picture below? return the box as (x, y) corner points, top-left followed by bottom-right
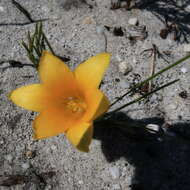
(0, 0), (190, 189)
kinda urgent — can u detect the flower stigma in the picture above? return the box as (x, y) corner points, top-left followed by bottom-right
(63, 96), (87, 115)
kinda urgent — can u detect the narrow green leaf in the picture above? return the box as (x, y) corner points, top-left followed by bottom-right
(33, 45), (41, 57)
(110, 54), (190, 107)
(43, 32), (55, 55)
(27, 31), (33, 52)
(109, 79), (179, 114)
(21, 41), (30, 53)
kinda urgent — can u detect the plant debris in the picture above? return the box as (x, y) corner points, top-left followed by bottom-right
(113, 27), (124, 36)
(179, 90), (188, 99)
(0, 171), (56, 187)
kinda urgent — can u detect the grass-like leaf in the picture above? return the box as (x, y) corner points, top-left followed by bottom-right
(110, 54), (190, 107)
(109, 79), (179, 114)
(21, 22), (55, 67)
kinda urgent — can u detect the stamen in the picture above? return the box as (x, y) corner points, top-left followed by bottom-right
(64, 97), (86, 114)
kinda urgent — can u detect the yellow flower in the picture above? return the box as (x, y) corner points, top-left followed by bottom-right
(9, 51), (111, 152)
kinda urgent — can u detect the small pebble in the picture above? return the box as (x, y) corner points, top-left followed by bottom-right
(150, 94), (158, 103)
(146, 124), (160, 133)
(128, 18), (138, 26)
(133, 57), (137, 64)
(186, 5), (190, 10)
(157, 137), (163, 142)
(78, 180), (84, 185)
(51, 145), (57, 150)
(112, 184), (121, 190)
(183, 44), (190, 52)
(109, 166), (120, 179)
(118, 61), (132, 75)
(176, 0), (183, 7)
(0, 6), (4, 12)
(119, 80), (130, 89)
(45, 185), (52, 190)
(168, 103), (178, 110)
(82, 17), (94, 24)
(180, 67), (188, 73)
(121, 166), (127, 177)
(22, 162), (30, 170)
(5, 154), (13, 162)
(25, 150), (35, 159)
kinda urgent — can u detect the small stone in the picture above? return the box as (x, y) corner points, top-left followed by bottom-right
(186, 5), (190, 10)
(112, 184), (121, 190)
(78, 180), (83, 185)
(121, 167), (127, 177)
(118, 61), (132, 75)
(5, 154), (13, 162)
(150, 94), (158, 102)
(168, 103), (178, 110)
(85, 0), (96, 7)
(109, 166), (120, 179)
(128, 18), (138, 26)
(45, 185), (52, 190)
(0, 6), (4, 12)
(25, 150), (35, 159)
(133, 57), (137, 64)
(157, 137), (163, 142)
(176, 0), (183, 7)
(146, 124), (160, 133)
(82, 17), (94, 24)
(22, 162), (30, 170)
(51, 145), (57, 150)
(180, 67), (188, 73)
(183, 44), (190, 52)
(119, 80), (130, 89)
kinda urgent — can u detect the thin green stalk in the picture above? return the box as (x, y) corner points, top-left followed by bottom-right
(33, 45), (41, 57)
(110, 54), (190, 107)
(22, 41), (30, 53)
(28, 32), (34, 52)
(109, 79), (179, 114)
(42, 32), (55, 55)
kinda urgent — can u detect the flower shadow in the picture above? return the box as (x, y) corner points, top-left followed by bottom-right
(94, 112), (190, 190)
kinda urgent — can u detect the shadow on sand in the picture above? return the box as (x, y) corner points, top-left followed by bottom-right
(94, 112), (190, 190)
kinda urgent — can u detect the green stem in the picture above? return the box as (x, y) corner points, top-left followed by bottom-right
(109, 79), (179, 114)
(42, 32), (55, 55)
(110, 54), (190, 107)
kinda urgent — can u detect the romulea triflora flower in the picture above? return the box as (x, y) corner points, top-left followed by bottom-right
(9, 51), (111, 152)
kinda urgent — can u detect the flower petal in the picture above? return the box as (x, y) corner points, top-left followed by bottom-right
(39, 51), (80, 97)
(9, 84), (44, 112)
(82, 89), (110, 121)
(66, 122), (93, 152)
(33, 108), (73, 139)
(39, 51), (71, 83)
(74, 53), (111, 89)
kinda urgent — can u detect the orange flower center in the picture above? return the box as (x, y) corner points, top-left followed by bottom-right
(63, 97), (86, 115)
